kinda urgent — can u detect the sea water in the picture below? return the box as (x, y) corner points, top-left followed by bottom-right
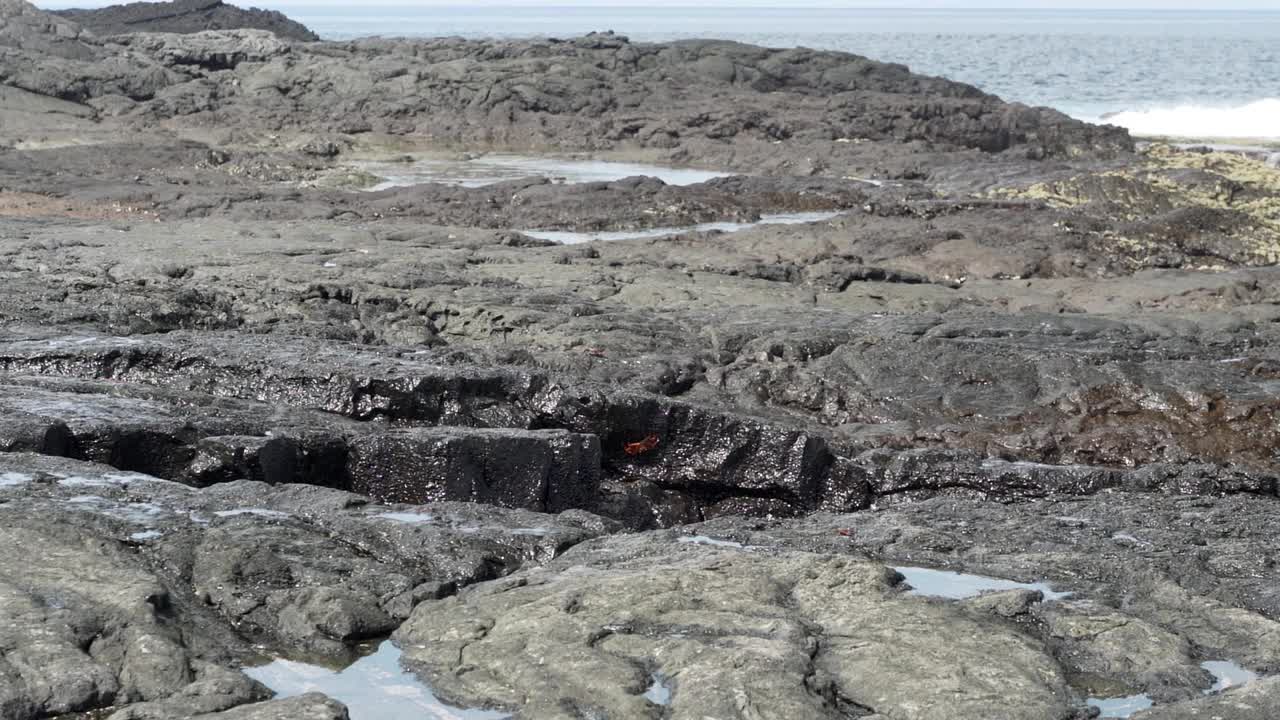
(276, 6), (1280, 141)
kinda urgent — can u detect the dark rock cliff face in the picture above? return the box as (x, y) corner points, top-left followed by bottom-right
(52, 0), (318, 41)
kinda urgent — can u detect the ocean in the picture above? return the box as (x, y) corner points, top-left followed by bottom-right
(286, 5), (1280, 141)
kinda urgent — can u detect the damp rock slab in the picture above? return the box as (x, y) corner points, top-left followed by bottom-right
(0, 452), (611, 719)
(677, 495), (1280, 702)
(185, 693), (351, 720)
(1130, 677), (1280, 719)
(395, 532), (1077, 720)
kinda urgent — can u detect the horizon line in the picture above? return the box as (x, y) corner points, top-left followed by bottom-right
(259, 4), (1280, 8)
(35, 2), (1280, 10)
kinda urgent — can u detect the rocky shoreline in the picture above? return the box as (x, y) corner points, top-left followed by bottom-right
(51, 0), (317, 42)
(2, 1), (1280, 718)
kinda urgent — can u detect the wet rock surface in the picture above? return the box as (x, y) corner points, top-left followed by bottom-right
(393, 494), (1280, 718)
(2, 1), (1279, 717)
(0, 452), (611, 719)
(1132, 677), (1280, 719)
(396, 534), (1078, 720)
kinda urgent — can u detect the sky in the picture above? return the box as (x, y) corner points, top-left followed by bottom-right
(33, 0), (1280, 8)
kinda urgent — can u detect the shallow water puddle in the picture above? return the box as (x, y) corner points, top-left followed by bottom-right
(1086, 693), (1153, 718)
(524, 211), (842, 244)
(678, 535), (747, 549)
(245, 640), (508, 720)
(66, 494), (170, 525)
(0, 471), (31, 487)
(892, 566), (1073, 601)
(1053, 515), (1093, 525)
(214, 508), (290, 519)
(508, 527), (552, 536)
(644, 673), (673, 706)
(34, 335), (145, 349)
(376, 512), (436, 524)
(68, 495), (105, 504)
(378, 514), (552, 536)
(1086, 660), (1258, 717)
(1202, 660), (1258, 694)
(1111, 533), (1153, 547)
(361, 154), (730, 191)
(58, 471), (157, 487)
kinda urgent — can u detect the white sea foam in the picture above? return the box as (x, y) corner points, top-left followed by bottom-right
(1089, 98), (1280, 140)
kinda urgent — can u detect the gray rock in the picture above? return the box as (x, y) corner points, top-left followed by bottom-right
(189, 693), (350, 720)
(679, 494), (1280, 702)
(0, 452), (611, 716)
(106, 662), (269, 719)
(1131, 677), (1280, 719)
(2, 1), (1129, 167)
(396, 533), (1076, 720)
(0, 3), (1278, 718)
(117, 29), (292, 69)
(54, 0), (319, 42)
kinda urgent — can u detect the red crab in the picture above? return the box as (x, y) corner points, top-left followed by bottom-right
(624, 434), (660, 456)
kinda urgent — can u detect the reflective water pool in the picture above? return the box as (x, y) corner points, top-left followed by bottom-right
(245, 641), (509, 720)
(1085, 659), (1260, 717)
(361, 154), (730, 191)
(524, 211), (842, 244)
(1086, 692), (1153, 718)
(892, 566), (1073, 601)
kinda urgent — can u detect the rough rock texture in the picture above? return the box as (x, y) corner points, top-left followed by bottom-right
(678, 496), (1280, 700)
(54, 0), (319, 41)
(395, 505), (1280, 719)
(1, 0), (1279, 717)
(1132, 677), (1280, 719)
(2, 315), (1277, 531)
(396, 534), (1078, 720)
(0, 452), (612, 719)
(2, 0), (1127, 173)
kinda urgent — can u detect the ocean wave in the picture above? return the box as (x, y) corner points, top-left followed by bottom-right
(1085, 99), (1280, 140)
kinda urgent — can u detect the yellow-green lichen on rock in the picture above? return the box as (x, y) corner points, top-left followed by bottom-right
(1143, 145), (1280, 230)
(989, 144), (1280, 268)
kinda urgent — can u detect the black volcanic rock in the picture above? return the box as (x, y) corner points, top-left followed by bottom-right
(1, 0), (1129, 166)
(2, 0), (1280, 716)
(53, 0), (317, 41)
